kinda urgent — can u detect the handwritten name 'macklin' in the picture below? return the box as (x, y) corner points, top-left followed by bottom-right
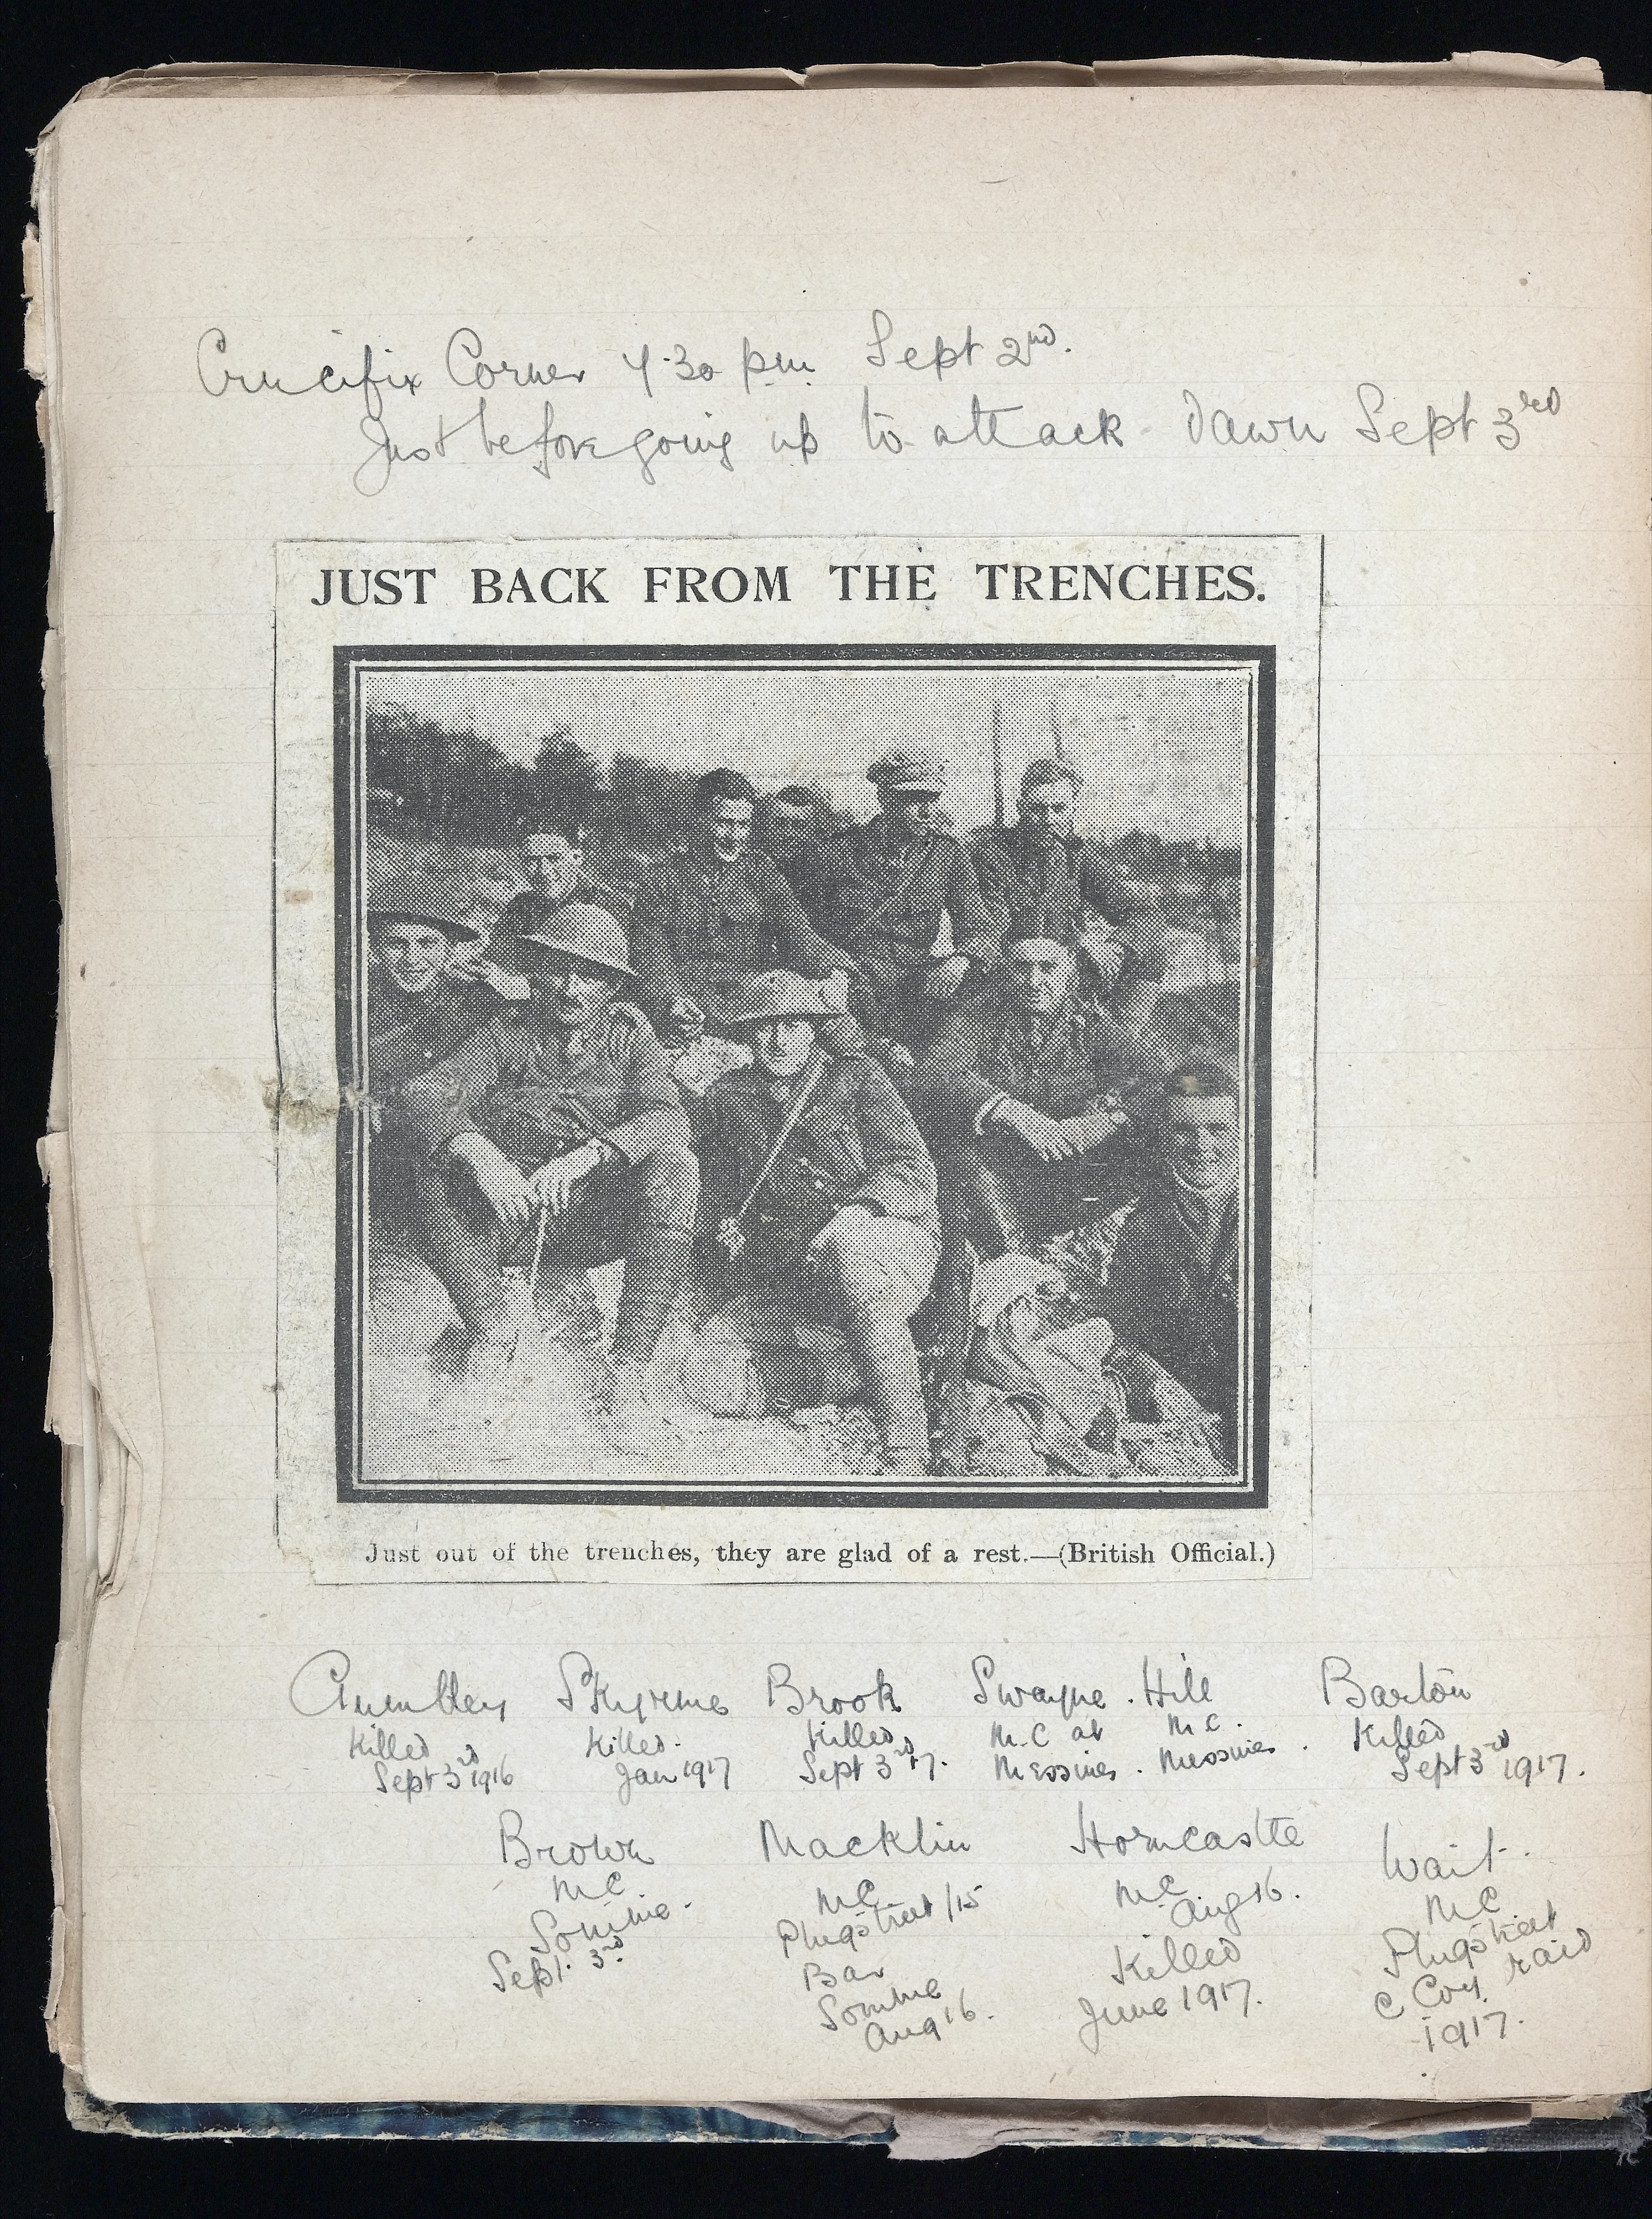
(309, 557), (1263, 612)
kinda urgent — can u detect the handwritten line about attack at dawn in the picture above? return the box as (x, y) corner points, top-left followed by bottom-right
(194, 315), (1561, 495)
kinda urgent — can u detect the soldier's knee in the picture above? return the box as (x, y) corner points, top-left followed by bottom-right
(638, 1144), (700, 1224)
(817, 1211), (938, 1320)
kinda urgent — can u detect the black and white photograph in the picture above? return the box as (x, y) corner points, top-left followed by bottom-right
(333, 645), (1272, 1507)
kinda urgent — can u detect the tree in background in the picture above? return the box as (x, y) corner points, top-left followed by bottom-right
(532, 733), (604, 839)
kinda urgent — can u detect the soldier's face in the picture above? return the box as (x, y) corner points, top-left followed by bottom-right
(376, 921), (451, 996)
(1164, 1096), (1240, 1193)
(763, 801), (813, 860)
(885, 788), (942, 838)
(704, 797), (754, 865)
(523, 836), (581, 900)
(753, 1017), (816, 1079)
(1020, 781), (1075, 840)
(1005, 941), (1075, 1017)
(534, 958), (616, 1029)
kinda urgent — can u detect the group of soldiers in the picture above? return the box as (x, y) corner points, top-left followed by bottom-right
(366, 750), (1242, 1478)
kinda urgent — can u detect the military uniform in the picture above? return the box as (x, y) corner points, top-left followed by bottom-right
(396, 998), (697, 1364)
(629, 847), (847, 1033)
(976, 823), (1178, 1011)
(368, 970), (498, 1099)
(971, 824), (1123, 948)
(698, 1049), (940, 1278)
(916, 986), (1168, 1254)
(495, 876), (628, 944)
(806, 816), (998, 1048)
(365, 878), (499, 1244)
(696, 989), (941, 1466)
(1102, 1180), (1240, 1461)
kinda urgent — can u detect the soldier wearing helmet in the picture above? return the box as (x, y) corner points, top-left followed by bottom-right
(367, 872), (499, 1098)
(395, 904), (697, 1426)
(694, 971), (940, 1475)
(365, 873), (505, 1257)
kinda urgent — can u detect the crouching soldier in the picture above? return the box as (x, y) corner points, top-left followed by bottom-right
(394, 905), (697, 1434)
(368, 874), (499, 1093)
(1102, 1061), (1242, 1464)
(367, 874), (502, 1248)
(915, 924), (1167, 1257)
(696, 972), (941, 1475)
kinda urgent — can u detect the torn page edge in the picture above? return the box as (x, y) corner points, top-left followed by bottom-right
(48, 53), (1606, 109)
(45, 1440), (93, 2071)
(733, 2097), (1648, 2158)
(29, 126), (150, 1609)
(30, 126), (150, 2088)
(54, 2090), (1648, 2154)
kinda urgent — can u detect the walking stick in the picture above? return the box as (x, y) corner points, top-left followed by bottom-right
(526, 1187), (552, 1307)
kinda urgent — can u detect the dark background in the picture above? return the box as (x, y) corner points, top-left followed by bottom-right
(2, 5), (1646, 2213)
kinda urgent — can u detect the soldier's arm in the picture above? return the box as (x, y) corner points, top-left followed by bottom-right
(943, 840), (1002, 965)
(1058, 1101), (1133, 1157)
(913, 1006), (1000, 1131)
(397, 1020), (511, 1155)
(762, 856), (854, 980)
(848, 1063), (940, 1220)
(625, 876), (689, 1020)
(969, 834), (1016, 945)
(603, 1016), (693, 1164)
(1078, 844), (1128, 927)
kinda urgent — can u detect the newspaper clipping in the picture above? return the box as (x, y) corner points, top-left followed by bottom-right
(275, 536), (1318, 1580)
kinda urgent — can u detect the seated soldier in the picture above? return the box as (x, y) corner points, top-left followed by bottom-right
(368, 874), (498, 1089)
(366, 874), (500, 1242)
(694, 972), (941, 1476)
(971, 757), (1130, 1003)
(806, 751), (999, 1065)
(915, 923), (1168, 1258)
(495, 827), (628, 944)
(393, 905), (697, 1434)
(1102, 1060), (1241, 1465)
(629, 769), (851, 1044)
(759, 784), (827, 904)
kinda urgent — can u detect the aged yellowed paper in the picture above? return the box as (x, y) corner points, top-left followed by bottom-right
(32, 76), (1650, 2110)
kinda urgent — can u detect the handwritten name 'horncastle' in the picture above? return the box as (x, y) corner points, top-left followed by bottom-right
(309, 557), (1262, 610)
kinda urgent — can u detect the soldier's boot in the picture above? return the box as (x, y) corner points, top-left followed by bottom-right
(953, 1144), (1031, 1259)
(611, 1142), (699, 1368)
(599, 1152), (697, 1451)
(830, 1281), (932, 1476)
